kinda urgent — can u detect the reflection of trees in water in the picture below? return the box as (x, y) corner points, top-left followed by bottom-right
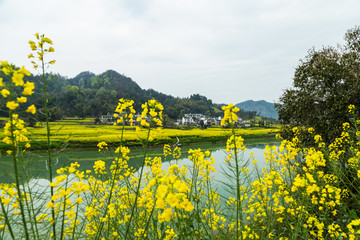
(0, 142), (279, 183)
(0, 150), (149, 183)
(0, 153), (95, 183)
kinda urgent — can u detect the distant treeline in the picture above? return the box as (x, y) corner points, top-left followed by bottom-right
(0, 70), (258, 123)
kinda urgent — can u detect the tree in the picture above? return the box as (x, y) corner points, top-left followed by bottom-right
(164, 106), (178, 119)
(275, 26), (360, 143)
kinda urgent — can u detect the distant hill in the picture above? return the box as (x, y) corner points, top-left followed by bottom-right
(7, 69), (273, 124)
(13, 70), (222, 123)
(235, 100), (278, 119)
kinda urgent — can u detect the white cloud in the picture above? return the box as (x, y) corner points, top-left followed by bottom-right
(0, 0), (359, 103)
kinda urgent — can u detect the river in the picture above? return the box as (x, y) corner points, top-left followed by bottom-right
(0, 142), (279, 186)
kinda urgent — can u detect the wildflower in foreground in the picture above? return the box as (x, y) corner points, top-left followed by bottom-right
(6, 101), (19, 110)
(221, 103), (239, 126)
(97, 141), (108, 151)
(114, 98), (136, 126)
(137, 99), (163, 127)
(26, 104), (36, 114)
(28, 33), (55, 69)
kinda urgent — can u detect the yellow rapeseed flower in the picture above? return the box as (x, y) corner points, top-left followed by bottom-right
(41, 37), (53, 45)
(166, 192), (179, 208)
(65, 210), (76, 219)
(0, 61), (9, 67)
(114, 98), (136, 125)
(1, 198), (11, 205)
(46, 201), (54, 209)
(18, 66), (31, 76)
(181, 199), (194, 212)
(160, 208), (172, 222)
(29, 40), (37, 51)
(137, 99), (163, 127)
(1, 89), (10, 97)
(93, 160), (106, 174)
(348, 104), (355, 114)
(308, 127), (315, 134)
(26, 104), (36, 114)
(221, 103), (239, 126)
(17, 97), (27, 103)
(22, 81), (35, 95)
(97, 141), (108, 151)
(6, 101), (19, 110)
(314, 135), (322, 143)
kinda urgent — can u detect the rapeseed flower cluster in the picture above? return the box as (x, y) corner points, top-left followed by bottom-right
(97, 141), (108, 152)
(0, 45), (39, 240)
(0, 61), (35, 114)
(236, 119), (360, 239)
(221, 103), (239, 126)
(137, 99), (163, 127)
(2, 114), (30, 149)
(114, 98), (136, 126)
(225, 135), (246, 162)
(28, 33), (55, 69)
(135, 99), (164, 142)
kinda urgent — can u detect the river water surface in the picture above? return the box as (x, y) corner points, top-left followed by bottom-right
(0, 142), (279, 185)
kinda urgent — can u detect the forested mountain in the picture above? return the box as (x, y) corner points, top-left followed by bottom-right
(235, 100), (278, 119)
(5, 70), (221, 122)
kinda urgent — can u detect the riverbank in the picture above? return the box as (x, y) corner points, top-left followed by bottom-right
(0, 121), (279, 151)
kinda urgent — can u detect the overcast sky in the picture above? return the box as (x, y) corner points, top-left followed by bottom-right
(0, 0), (359, 104)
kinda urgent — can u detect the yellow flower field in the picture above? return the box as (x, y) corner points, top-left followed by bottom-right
(0, 119), (278, 148)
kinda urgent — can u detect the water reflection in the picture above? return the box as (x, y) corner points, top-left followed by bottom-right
(0, 143), (280, 184)
(161, 143), (280, 198)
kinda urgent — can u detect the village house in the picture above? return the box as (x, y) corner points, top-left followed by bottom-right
(176, 114), (222, 126)
(99, 113), (151, 126)
(240, 120), (251, 128)
(99, 113), (115, 124)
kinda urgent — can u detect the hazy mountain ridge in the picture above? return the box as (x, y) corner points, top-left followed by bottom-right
(235, 100), (278, 119)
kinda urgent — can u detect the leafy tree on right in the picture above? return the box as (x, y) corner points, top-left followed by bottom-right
(275, 26), (360, 144)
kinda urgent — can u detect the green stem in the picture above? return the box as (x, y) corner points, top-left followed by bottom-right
(231, 125), (243, 240)
(94, 124), (126, 240)
(59, 177), (69, 240)
(124, 123), (152, 239)
(8, 74), (30, 240)
(0, 200), (15, 240)
(23, 179), (40, 239)
(71, 204), (79, 239)
(40, 46), (56, 240)
(140, 202), (156, 239)
(207, 172), (215, 240)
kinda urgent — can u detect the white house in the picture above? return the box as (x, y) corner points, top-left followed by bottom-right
(176, 114), (222, 126)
